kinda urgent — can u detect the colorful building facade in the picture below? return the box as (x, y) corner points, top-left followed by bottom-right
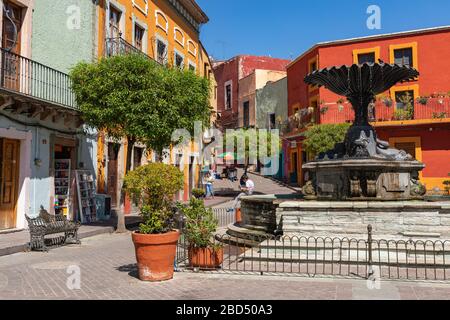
(96, 0), (212, 205)
(0, 0), (92, 230)
(286, 26), (450, 191)
(213, 55), (291, 130)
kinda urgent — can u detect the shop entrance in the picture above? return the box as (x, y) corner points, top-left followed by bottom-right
(0, 138), (20, 230)
(107, 143), (120, 207)
(53, 141), (76, 217)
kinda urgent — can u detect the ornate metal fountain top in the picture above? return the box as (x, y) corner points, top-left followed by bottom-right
(304, 61), (419, 98)
(303, 61), (420, 162)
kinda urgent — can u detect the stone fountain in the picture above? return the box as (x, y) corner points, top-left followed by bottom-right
(226, 61), (450, 241)
(302, 61), (425, 201)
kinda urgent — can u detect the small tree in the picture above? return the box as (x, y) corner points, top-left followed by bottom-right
(303, 123), (351, 157)
(123, 163), (184, 234)
(70, 54), (211, 232)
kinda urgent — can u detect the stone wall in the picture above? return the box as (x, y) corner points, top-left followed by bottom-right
(277, 201), (450, 240)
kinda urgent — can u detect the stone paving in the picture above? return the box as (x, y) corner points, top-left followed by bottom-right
(1, 232), (450, 300)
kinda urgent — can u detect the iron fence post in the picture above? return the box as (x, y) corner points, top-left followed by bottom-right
(367, 224), (374, 279)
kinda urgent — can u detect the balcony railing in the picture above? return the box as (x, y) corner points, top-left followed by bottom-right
(105, 37), (153, 61)
(320, 98), (450, 125)
(0, 48), (77, 110)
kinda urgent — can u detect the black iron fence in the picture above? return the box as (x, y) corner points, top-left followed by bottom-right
(0, 48), (77, 110)
(176, 223), (450, 282)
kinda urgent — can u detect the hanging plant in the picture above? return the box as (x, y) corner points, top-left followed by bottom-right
(382, 97), (393, 107)
(320, 106), (329, 114)
(417, 96), (429, 106)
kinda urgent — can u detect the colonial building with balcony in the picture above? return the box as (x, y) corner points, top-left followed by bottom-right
(286, 26), (450, 191)
(96, 0), (212, 204)
(0, 0), (91, 231)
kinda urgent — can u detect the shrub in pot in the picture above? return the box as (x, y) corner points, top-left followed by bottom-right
(192, 188), (206, 199)
(123, 163), (184, 281)
(177, 198), (223, 269)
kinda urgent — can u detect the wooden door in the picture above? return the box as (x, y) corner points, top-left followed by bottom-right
(0, 139), (20, 230)
(107, 143), (120, 207)
(2, 1), (22, 90)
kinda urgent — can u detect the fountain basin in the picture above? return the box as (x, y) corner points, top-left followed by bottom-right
(303, 158), (425, 201)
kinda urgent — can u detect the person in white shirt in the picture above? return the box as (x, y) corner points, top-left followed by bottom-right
(231, 175), (255, 209)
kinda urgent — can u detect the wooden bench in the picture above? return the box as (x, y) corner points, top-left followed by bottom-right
(25, 210), (81, 252)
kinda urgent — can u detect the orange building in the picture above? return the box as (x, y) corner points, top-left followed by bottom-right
(95, 0), (211, 207)
(286, 26), (450, 192)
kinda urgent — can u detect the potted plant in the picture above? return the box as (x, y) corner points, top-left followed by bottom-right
(177, 198), (224, 269)
(443, 180), (450, 195)
(417, 96), (429, 106)
(192, 188), (206, 199)
(123, 163), (184, 282)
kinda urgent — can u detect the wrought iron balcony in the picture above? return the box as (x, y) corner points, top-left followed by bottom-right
(0, 48), (77, 110)
(319, 98), (450, 125)
(105, 37), (153, 61)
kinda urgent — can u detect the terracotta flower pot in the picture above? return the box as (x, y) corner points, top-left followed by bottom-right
(189, 247), (224, 269)
(235, 208), (242, 223)
(131, 230), (180, 282)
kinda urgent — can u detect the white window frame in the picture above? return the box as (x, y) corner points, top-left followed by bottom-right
(132, 14), (148, 54)
(224, 80), (233, 111)
(174, 27), (185, 47)
(174, 49), (185, 69)
(155, 10), (169, 34)
(107, 0), (126, 39)
(187, 39), (197, 56)
(154, 34), (169, 65)
(132, 0), (148, 16)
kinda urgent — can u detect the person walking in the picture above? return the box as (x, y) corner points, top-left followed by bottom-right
(205, 172), (215, 199)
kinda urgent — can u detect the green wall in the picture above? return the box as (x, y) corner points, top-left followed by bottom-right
(255, 77), (288, 129)
(32, 0), (97, 73)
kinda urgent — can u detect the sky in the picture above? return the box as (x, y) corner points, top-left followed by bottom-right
(196, 0), (450, 61)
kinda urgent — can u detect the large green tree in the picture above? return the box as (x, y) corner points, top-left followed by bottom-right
(303, 123), (351, 156)
(70, 54), (211, 232)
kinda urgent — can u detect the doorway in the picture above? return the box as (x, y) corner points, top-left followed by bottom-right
(2, 1), (23, 91)
(290, 151), (298, 184)
(0, 138), (20, 230)
(107, 143), (120, 207)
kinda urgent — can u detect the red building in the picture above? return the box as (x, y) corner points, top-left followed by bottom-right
(213, 55), (291, 129)
(286, 26), (450, 192)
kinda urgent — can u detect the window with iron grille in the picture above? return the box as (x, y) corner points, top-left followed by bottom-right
(134, 24), (144, 51)
(175, 52), (184, 68)
(109, 6), (121, 38)
(225, 83), (232, 110)
(156, 39), (167, 64)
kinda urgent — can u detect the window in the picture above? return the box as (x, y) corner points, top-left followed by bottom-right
(109, 6), (122, 38)
(174, 51), (184, 68)
(358, 52), (376, 64)
(395, 90), (414, 110)
(156, 39), (167, 64)
(394, 142), (416, 159)
(188, 60), (196, 72)
(225, 82), (232, 110)
(394, 47), (413, 67)
(268, 113), (276, 129)
(134, 24), (145, 51)
(243, 101), (250, 128)
(308, 57), (318, 92)
(353, 47), (380, 65)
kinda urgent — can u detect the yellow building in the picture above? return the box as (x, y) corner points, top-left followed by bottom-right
(95, 0), (211, 206)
